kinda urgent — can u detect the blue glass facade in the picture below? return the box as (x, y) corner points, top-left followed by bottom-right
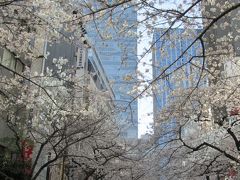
(86, 6), (138, 139)
(152, 28), (202, 144)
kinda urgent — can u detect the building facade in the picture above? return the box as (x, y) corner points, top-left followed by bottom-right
(152, 27), (205, 180)
(152, 28), (202, 138)
(86, 4), (138, 139)
(36, 36), (116, 180)
(0, 32), (115, 179)
(201, 1), (240, 178)
(0, 47), (29, 180)
(202, 0), (240, 123)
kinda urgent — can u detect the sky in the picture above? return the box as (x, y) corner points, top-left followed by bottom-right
(137, 31), (154, 137)
(137, 1), (176, 137)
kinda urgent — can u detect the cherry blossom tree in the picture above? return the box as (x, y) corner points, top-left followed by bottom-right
(133, 0), (240, 179)
(1, 0), (240, 179)
(0, 57), (144, 180)
(0, 1), (141, 180)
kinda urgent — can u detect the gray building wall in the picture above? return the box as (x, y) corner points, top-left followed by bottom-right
(202, 0), (240, 124)
(0, 48), (25, 148)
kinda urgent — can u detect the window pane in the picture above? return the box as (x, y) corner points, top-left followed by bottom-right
(16, 60), (24, 73)
(2, 49), (15, 70)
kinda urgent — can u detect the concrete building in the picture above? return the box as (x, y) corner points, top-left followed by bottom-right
(35, 35), (116, 180)
(0, 28), (115, 179)
(201, 1), (240, 179)
(0, 48), (26, 145)
(41, 36), (115, 100)
(0, 47), (29, 180)
(202, 0), (240, 123)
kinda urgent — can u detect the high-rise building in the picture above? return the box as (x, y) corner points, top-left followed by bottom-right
(152, 28), (204, 180)
(86, 5), (138, 139)
(152, 28), (202, 143)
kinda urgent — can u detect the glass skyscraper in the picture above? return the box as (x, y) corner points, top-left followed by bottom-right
(86, 4), (138, 139)
(152, 28), (202, 143)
